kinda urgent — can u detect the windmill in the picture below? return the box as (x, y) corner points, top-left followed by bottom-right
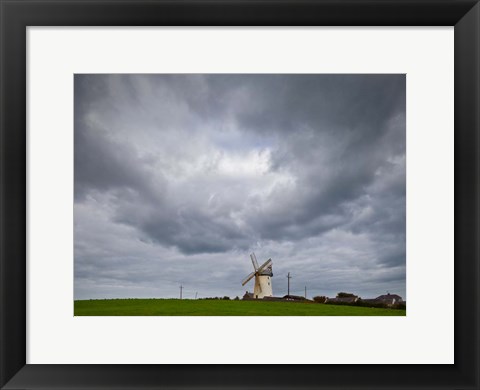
(241, 253), (273, 299)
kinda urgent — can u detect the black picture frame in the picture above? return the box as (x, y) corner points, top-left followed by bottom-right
(1, 1), (479, 389)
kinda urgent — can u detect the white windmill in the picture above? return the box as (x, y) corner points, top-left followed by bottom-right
(241, 253), (273, 299)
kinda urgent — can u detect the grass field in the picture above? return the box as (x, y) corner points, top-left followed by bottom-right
(74, 299), (406, 316)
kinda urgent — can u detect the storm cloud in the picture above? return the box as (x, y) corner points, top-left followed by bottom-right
(74, 74), (406, 300)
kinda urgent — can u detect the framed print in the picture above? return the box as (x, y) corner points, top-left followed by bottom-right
(1, 1), (479, 389)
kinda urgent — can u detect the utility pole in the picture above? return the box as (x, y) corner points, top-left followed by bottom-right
(287, 272), (292, 296)
(305, 286), (307, 299)
(180, 285), (183, 300)
(195, 292), (198, 300)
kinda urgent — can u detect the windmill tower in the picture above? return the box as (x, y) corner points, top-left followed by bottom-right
(241, 253), (273, 299)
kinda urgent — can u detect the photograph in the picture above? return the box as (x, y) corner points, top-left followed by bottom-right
(74, 74), (406, 316)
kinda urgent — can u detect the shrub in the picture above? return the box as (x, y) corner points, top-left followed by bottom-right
(354, 300), (389, 309)
(313, 296), (327, 303)
(392, 302), (406, 310)
(325, 300), (352, 306)
(337, 292), (357, 298)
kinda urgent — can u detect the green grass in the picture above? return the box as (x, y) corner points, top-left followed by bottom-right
(74, 299), (406, 316)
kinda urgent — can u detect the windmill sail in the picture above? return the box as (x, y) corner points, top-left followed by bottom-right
(250, 253), (259, 270)
(241, 271), (256, 286)
(256, 259), (272, 275)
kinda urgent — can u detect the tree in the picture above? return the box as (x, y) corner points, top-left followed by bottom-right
(337, 292), (357, 298)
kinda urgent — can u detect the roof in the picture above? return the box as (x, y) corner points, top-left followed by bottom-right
(375, 294), (403, 301)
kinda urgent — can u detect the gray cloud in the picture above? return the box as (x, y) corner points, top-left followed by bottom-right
(74, 74), (406, 301)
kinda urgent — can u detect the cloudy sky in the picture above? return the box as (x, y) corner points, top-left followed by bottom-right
(74, 74), (406, 301)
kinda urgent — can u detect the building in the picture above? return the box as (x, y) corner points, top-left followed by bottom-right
(283, 294), (307, 301)
(374, 293), (403, 305)
(242, 291), (254, 300)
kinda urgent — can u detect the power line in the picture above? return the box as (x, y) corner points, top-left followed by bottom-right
(287, 272), (292, 296)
